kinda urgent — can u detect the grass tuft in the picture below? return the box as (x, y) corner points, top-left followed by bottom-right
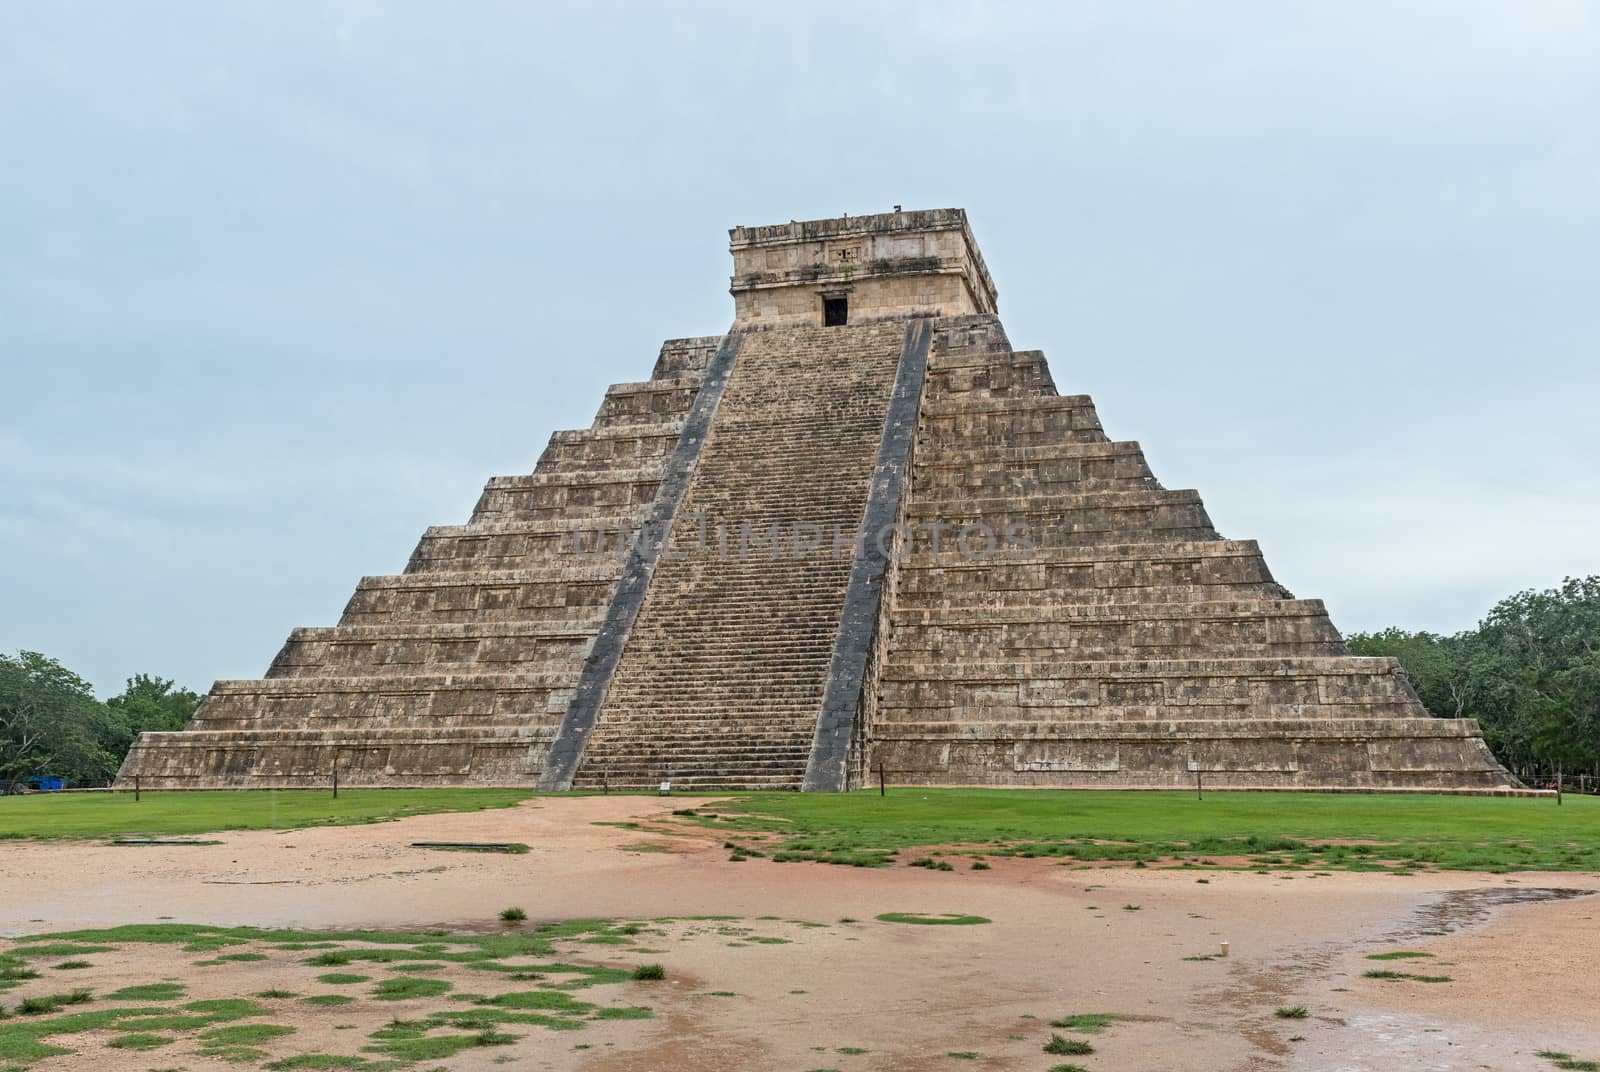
(106, 983), (185, 1002)
(16, 989), (92, 1015)
(107, 1032), (174, 1050)
(1043, 1034), (1094, 1055)
(371, 977), (452, 1001)
(1048, 1013), (1121, 1034)
(1363, 970), (1453, 983)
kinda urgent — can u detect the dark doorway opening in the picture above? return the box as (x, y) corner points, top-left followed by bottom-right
(823, 296), (848, 326)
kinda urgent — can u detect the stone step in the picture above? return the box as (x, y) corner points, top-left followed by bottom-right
(569, 321), (909, 784)
(578, 777), (802, 790)
(579, 750), (813, 765)
(592, 706), (823, 718)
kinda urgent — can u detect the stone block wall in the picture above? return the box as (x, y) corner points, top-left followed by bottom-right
(116, 337), (720, 788)
(730, 209), (997, 328)
(866, 316), (1518, 790)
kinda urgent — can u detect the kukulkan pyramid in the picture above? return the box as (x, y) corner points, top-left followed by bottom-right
(119, 209), (1519, 792)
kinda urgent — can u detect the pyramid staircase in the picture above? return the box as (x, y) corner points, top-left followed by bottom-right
(566, 321), (910, 790)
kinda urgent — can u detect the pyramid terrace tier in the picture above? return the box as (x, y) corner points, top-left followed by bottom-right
(532, 420), (688, 475)
(186, 671), (578, 733)
(877, 654), (1433, 721)
(929, 314), (1016, 360)
(339, 566), (622, 626)
(888, 599), (1347, 661)
(903, 489), (1221, 549)
(588, 376), (705, 428)
(894, 541), (1291, 606)
(117, 726), (548, 789)
(650, 335), (723, 379)
(920, 394), (1109, 446)
(267, 620), (602, 678)
(913, 440), (1162, 499)
(871, 718), (1519, 791)
(925, 347), (1058, 399)
(406, 518), (649, 573)
(469, 464), (666, 523)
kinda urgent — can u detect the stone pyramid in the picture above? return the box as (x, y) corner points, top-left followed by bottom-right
(118, 209), (1519, 792)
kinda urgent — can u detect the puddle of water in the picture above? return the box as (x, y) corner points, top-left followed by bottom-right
(1393, 886), (1593, 941)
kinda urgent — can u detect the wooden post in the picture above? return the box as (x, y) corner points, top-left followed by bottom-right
(1556, 768), (1562, 806)
(135, 775), (141, 803)
(878, 762), (886, 797)
(1196, 769), (1203, 801)
(332, 752), (340, 800)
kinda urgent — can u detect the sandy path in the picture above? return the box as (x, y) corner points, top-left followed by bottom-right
(3, 795), (1597, 1071)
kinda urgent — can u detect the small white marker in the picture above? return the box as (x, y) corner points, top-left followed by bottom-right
(1220, 941), (1230, 957)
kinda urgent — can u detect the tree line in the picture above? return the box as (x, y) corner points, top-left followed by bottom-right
(1348, 575), (1600, 786)
(0, 651), (200, 789)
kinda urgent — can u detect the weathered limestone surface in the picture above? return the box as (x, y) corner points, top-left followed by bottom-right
(116, 338), (717, 787)
(867, 321), (1515, 790)
(118, 209), (1519, 792)
(730, 209), (996, 328)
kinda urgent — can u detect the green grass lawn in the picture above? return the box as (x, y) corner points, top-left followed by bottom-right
(0, 789), (535, 839)
(5, 786), (1596, 873)
(681, 789), (1600, 872)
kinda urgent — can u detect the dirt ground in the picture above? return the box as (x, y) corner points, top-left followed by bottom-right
(3, 795), (1597, 1072)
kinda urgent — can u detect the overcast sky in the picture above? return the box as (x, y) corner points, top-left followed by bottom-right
(2, 1), (1596, 697)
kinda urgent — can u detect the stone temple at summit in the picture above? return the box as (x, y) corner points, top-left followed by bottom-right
(118, 208), (1518, 792)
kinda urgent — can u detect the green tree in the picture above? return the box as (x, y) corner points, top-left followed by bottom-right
(1473, 577), (1600, 779)
(1345, 627), (1481, 719)
(1353, 577), (1600, 780)
(106, 674), (201, 737)
(0, 654), (202, 789)
(0, 650), (120, 787)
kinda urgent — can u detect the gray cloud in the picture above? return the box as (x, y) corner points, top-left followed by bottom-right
(1, 1), (1595, 694)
